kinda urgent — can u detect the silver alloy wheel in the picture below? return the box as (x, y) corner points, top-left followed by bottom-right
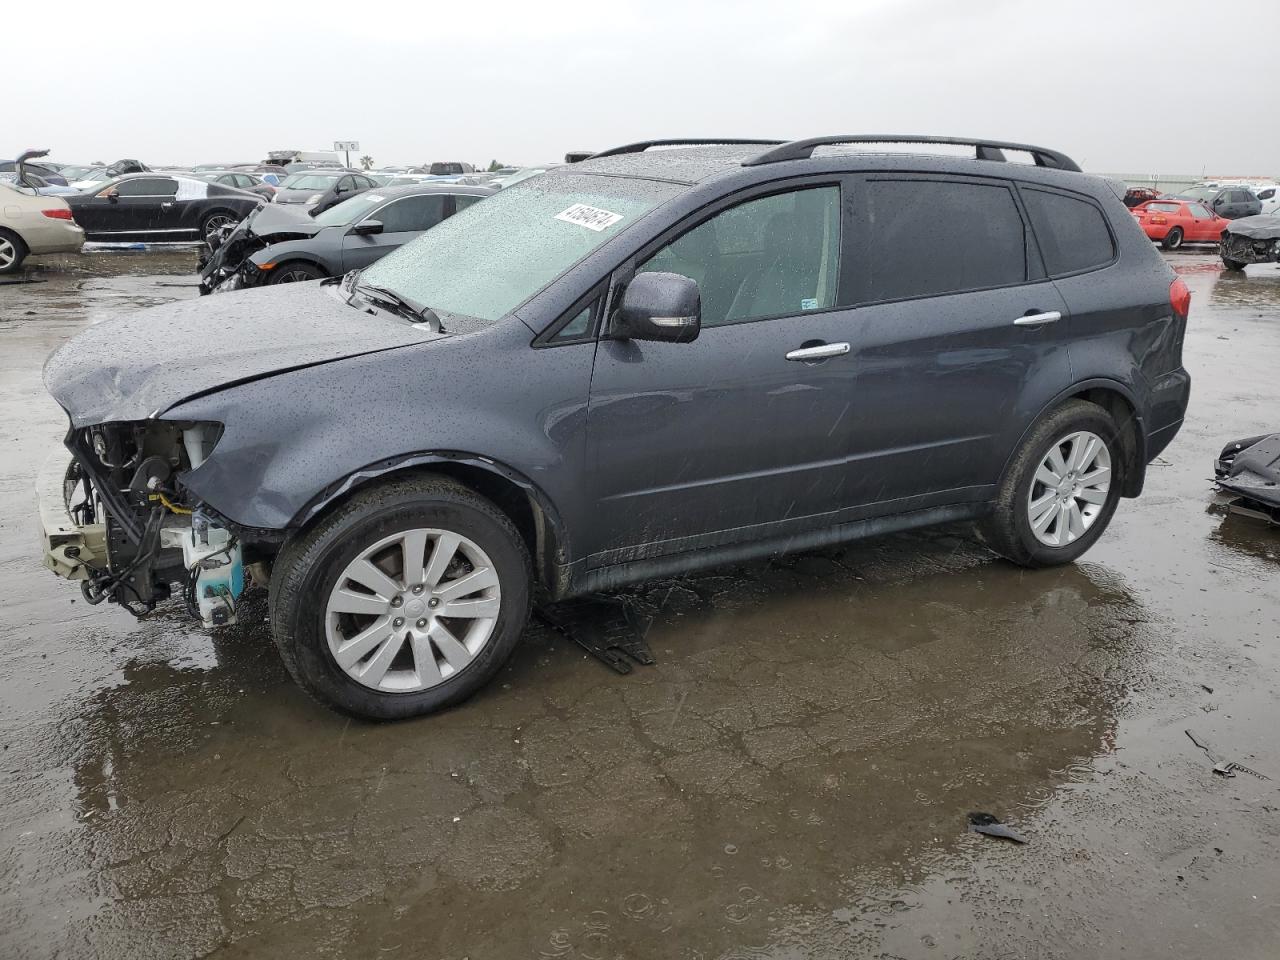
(1027, 430), (1112, 547)
(324, 528), (502, 693)
(0, 236), (16, 269)
(203, 214), (236, 240)
(276, 268), (316, 283)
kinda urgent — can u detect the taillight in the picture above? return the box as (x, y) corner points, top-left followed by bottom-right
(1170, 278), (1191, 317)
(41, 208), (73, 220)
(1150, 215), (1167, 224)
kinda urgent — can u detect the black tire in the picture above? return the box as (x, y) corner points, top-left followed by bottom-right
(0, 228), (28, 275)
(267, 261), (325, 284)
(1221, 256), (1247, 271)
(200, 209), (240, 242)
(1161, 227), (1183, 250)
(979, 400), (1123, 568)
(269, 475), (531, 720)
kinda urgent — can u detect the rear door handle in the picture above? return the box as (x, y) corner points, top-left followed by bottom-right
(785, 342), (850, 361)
(1013, 311), (1061, 326)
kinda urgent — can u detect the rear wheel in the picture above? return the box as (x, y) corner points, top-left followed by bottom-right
(1161, 226), (1184, 250)
(269, 476), (531, 720)
(979, 400), (1123, 568)
(268, 261), (325, 284)
(200, 209), (239, 242)
(0, 229), (28, 274)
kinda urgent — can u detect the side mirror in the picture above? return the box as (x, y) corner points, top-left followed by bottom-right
(614, 272), (701, 343)
(351, 219), (383, 236)
(105, 189), (119, 202)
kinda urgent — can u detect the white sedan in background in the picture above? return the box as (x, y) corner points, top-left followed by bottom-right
(0, 181), (84, 273)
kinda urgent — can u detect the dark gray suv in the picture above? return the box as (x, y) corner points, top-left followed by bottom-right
(41, 136), (1191, 720)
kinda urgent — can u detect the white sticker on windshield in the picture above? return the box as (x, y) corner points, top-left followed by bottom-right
(554, 203), (623, 232)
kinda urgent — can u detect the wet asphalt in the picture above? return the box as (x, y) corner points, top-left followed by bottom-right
(1, 248), (1279, 959)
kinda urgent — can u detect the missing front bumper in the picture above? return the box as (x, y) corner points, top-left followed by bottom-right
(35, 449), (106, 581)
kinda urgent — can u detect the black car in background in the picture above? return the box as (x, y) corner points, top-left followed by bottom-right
(199, 183), (494, 292)
(1174, 185), (1262, 219)
(66, 173), (262, 242)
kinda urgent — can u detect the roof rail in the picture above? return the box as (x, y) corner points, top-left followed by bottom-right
(588, 139), (785, 160)
(742, 136), (1082, 172)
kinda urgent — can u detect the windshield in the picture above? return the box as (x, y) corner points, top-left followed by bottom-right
(1179, 186), (1215, 201)
(280, 173), (340, 190)
(313, 192), (389, 227)
(361, 172), (680, 327)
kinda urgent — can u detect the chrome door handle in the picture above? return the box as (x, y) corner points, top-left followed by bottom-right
(1014, 311), (1061, 326)
(161, 202), (174, 208)
(785, 342), (850, 361)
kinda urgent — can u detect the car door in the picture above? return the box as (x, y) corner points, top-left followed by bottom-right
(832, 175), (1072, 512)
(583, 182), (856, 565)
(101, 177), (181, 236)
(340, 193), (449, 271)
(1186, 201), (1217, 240)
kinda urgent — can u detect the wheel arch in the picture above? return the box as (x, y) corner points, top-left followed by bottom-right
(288, 451), (569, 599)
(1005, 380), (1147, 498)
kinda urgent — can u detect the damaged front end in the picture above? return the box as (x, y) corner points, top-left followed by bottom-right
(198, 208), (316, 294)
(1221, 215), (1280, 268)
(39, 420), (251, 626)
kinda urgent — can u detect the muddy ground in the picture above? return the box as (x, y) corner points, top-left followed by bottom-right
(1, 248), (1278, 959)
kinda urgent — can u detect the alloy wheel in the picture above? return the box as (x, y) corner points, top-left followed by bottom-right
(203, 215), (236, 240)
(1027, 430), (1111, 547)
(276, 268), (316, 283)
(324, 528), (502, 692)
(0, 236), (16, 269)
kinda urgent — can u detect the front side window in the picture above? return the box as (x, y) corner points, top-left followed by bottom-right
(1023, 188), (1115, 277)
(1188, 203), (1212, 220)
(637, 186), (841, 327)
(360, 173), (681, 328)
(112, 178), (177, 197)
(863, 179), (1026, 301)
(375, 194), (446, 233)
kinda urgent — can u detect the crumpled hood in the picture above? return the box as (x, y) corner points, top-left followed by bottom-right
(1226, 214), (1280, 241)
(45, 281), (437, 427)
(244, 202), (323, 239)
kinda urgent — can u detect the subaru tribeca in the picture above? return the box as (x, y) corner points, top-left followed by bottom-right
(39, 136), (1191, 719)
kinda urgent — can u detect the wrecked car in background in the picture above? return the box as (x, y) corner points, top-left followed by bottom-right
(65, 173), (261, 243)
(198, 183), (494, 292)
(39, 135), (1190, 721)
(1214, 434), (1280, 524)
(1220, 214), (1280, 270)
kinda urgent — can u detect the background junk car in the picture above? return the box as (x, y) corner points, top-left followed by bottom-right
(199, 182), (495, 292)
(39, 136), (1190, 721)
(65, 173), (261, 243)
(1130, 198), (1230, 249)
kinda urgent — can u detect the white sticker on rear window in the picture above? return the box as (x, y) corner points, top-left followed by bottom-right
(554, 203), (623, 232)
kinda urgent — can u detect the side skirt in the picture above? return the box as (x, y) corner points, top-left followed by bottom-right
(556, 501), (990, 599)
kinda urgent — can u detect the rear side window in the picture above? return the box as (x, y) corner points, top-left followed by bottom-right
(863, 179), (1026, 302)
(1023, 188), (1115, 276)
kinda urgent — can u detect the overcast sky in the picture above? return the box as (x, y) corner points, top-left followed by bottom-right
(11, 0), (1277, 175)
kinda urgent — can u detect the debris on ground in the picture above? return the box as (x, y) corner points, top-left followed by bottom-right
(967, 812), (1029, 844)
(1213, 434), (1280, 525)
(536, 595), (656, 674)
(1185, 730), (1273, 781)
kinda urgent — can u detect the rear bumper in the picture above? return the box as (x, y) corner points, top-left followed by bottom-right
(26, 220), (85, 255)
(1145, 367), (1191, 461)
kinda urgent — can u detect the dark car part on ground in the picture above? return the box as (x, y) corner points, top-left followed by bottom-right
(1213, 432), (1280, 523)
(968, 812), (1029, 844)
(197, 184), (494, 294)
(42, 134), (1191, 719)
(1220, 214), (1280, 270)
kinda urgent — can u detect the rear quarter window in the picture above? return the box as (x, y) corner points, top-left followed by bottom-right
(1022, 188), (1115, 276)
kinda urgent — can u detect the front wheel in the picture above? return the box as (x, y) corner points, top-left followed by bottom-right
(1221, 256), (1247, 271)
(1161, 226), (1184, 250)
(980, 400), (1123, 568)
(269, 476), (532, 720)
(268, 261), (325, 284)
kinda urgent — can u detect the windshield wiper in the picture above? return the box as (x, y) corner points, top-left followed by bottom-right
(350, 278), (443, 332)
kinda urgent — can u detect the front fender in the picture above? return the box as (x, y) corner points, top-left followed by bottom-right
(249, 238), (332, 273)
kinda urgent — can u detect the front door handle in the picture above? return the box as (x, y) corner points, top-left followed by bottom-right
(1013, 311), (1061, 327)
(785, 342), (850, 361)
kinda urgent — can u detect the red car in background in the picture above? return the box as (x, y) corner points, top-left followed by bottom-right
(1131, 199), (1230, 250)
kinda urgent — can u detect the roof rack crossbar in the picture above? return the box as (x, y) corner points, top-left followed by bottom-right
(588, 139), (786, 160)
(743, 136), (1081, 172)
